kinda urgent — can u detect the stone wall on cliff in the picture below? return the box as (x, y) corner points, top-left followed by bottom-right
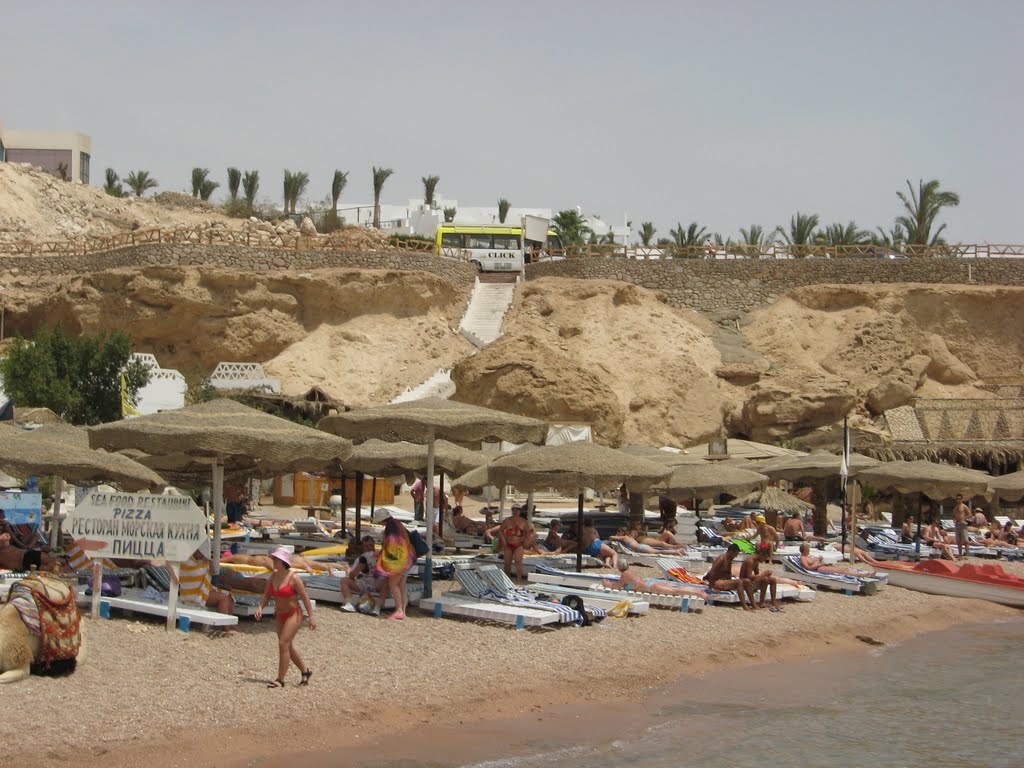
(526, 257), (1024, 313)
(0, 243), (479, 284)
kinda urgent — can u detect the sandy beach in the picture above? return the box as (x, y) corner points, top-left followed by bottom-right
(5, 507), (1022, 768)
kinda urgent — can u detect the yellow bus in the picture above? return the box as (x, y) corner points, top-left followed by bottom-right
(435, 225), (562, 272)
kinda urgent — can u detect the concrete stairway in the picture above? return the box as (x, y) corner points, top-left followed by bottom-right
(458, 276), (518, 348)
(390, 368), (454, 404)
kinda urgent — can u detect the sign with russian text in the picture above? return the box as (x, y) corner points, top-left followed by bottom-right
(65, 492), (206, 562)
(0, 491), (43, 528)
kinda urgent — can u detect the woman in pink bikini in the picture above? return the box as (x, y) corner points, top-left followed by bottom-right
(256, 547), (317, 688)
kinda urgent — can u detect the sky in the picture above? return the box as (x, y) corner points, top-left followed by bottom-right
(3, 0), (1022, 243)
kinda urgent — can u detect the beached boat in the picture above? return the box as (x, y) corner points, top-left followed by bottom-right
(880, 560), (1024, 608)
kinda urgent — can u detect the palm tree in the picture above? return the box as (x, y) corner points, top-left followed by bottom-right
(199, 179), (219, 201)
(815, 221), (870, 248)
(736, 224), (776, 257)
(191, 168), (211, 198)
(668, 222), (711, 256)
(551, 209), (593, 246)
(895, 178), (960, 246)
(873, 224), (906, 248)
(124, 170), (158, 197)
(498, 198), (511, 224)
(372, 166), (394, 228)
(443, 206), (457, 223)
(780, 211), (819, 256)
(242, 170), (259, 211)
(329, 169), (349, 221)
(421, 175), (439, 208)
(227, 167), (241, 201)
(638, 222), (656, 246)
(103, 168), (123, 197)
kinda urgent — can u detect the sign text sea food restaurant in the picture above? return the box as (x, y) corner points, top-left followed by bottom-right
(66, 492), (207, 562)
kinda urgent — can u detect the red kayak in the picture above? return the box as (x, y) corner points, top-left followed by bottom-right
(880, 560), (1024, 608)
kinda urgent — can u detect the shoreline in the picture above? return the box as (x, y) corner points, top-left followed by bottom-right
(8, 577), (1018, 768)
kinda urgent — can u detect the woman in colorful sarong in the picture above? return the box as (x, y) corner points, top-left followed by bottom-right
(373, 516), (415, 620)
(256, 547), (316, 688)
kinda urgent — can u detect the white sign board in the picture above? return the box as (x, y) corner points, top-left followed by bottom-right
(522, 214), (551, 243)
(66, 492), (206, 563)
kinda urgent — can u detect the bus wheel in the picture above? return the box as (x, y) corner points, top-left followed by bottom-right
(472, 260), (483, 272)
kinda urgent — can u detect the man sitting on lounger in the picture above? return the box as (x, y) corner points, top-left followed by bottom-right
(924, 519), (955, 560)
(603, 561), (706, 599)
(705, 543), (755, 610)
(340, 536), (380, 612)
(581, 518), (618, 570)
(740, 542), (781, 610)
(451, 506), (488, 535)
(544, 519), (565, 553)
(799, 544), (877, 577)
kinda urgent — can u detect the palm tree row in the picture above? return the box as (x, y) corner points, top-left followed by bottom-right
(633, 178), (959, 252)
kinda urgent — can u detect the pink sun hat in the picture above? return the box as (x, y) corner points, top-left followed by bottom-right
(268, 547), (293, 567)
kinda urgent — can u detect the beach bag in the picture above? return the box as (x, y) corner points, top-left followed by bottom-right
(409, 529), (429, 558)
(85, 574), (123, 597)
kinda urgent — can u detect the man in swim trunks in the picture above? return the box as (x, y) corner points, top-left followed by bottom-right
(612, 527), (687, 555)
(952, 494), (971, 559)
(705, 543), (755, 610)
(604, 561), (705, 599)
(0, 530), (58, 572)
(580, 518), (618, 569)
(499, 505), (532, 581)
(783, 512), (806, 542)
(800, 544), (877, 577)
(740, 542), (781, 610)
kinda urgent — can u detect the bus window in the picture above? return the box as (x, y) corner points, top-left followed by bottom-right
(547, 234), (563, 250)
(441, 232), (464, 248)
(467, 234), (493, 249)
(493, 234), (521, 250)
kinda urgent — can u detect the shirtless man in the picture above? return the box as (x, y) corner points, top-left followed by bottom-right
(451, 506), (488, 535)
(782, 512), (806, 543)
(0, 530), (59, 572)
(740, 542), (781, 610)
(544, 520), (564, 553)
(924, 519), (955, 561)
(952, 494), (971, 559)
(221, 551), (336, 575)
(971, 507), (988, 528)
(498, 505), (531, 580)
(580, 518), (618, 569)
(705, 543), (755, 610)
(656, 519), (682, 546)
(340, 536), (380, 611)
(603, 560), (706, 599)
(799, 544), (877, 578)
(613, 527), (686, 555)
(900, 515), (916, 544)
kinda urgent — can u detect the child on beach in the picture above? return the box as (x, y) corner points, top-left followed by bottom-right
(255, 547), (317, 688)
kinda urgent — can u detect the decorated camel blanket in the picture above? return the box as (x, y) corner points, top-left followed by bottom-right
(6, 575), (82, 665)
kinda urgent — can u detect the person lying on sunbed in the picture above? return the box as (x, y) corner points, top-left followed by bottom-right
(740, 542), (781, 611)
(543, 519), (567, 553)
(603, 561), (706, 598)
(629, 526), (689, 554)
(581, 518), (618, 569)
(610, 528), (687, 556)
(221, 551), (338, 575)
(451, 506), (488, 536)
(799, 544), (877, 577)
(655, 519), (683, 546)
(705, 544), (755, 610)
(997, 521), (1020, 546)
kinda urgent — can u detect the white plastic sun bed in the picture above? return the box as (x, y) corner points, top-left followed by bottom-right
(419, 593), (563, 628)
(99, 588), (239, 628)
(782, 556), (884, 595)
(527, 566), (705, 612)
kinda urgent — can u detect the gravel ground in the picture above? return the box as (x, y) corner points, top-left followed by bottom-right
(6, 554), (1022, 768)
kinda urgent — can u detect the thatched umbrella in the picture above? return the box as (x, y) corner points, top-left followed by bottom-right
(988, 470), (1024, 503)
(855, 459), (993, 559)
(0, 423), (167, 548)
(343, 439), (487, 538)
(654, 463), (769, 499)
(451, 441), (673, 571)
(318, 398), (548, 595)
(89, 399), (353, 572)
(734, 486), (814, 524)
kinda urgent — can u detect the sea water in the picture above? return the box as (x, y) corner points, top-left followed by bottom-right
(455, 619), (1024, 768)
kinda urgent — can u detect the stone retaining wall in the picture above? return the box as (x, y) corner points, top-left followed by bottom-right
(526, 257), (1024, 313)
(0, 243), (479, 284)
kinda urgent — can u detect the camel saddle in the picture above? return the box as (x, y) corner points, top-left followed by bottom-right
(7, 574), (82, 666)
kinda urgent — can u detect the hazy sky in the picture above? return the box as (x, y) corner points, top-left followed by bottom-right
(4, 1), (1022, 242)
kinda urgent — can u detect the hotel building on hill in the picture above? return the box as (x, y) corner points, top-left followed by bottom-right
(0, 122), (91, 184)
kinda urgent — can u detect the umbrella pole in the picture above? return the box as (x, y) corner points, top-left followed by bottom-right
(423, 429), (436, 598)
(212, 462), (225, 579)
(369, 475), (377, 518)
(341, 472), (348, 536)
(438, 472), (444, 538)
(576, 492), (584, 572)
(50, 476), (64, 551)
(915, 494), (923, 561)
(355, 472), (364, 542)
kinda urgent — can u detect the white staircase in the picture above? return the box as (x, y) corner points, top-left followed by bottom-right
(458, 277), (517, 348)
(390, 368), (455, 404)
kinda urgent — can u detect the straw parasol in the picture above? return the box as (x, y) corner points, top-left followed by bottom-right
(753, 449), (880, 481)
(0, 423), (167, 548)
(654, 463), (769, 500)
(318, 397), (548, 595)
(988, 470), (1024, 503)
(342, 439), (488, 538)
(452, 441), (673, 571)
(855, 459), (993, 559)
(89, 399), (353, 572)
(734, 486), (814, 515)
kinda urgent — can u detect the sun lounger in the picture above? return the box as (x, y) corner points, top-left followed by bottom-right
(298, 572), (422, 610)
(419, 592), (563, 628)
(520, 581), (649, 615)
(782, 556), (883, 595)
(477, 565), (614, 620)
(527, 565), (704, 612)
(98, 587), (238, 628)
(656, 557), (815, 603)
(455, 567), (588, 624)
